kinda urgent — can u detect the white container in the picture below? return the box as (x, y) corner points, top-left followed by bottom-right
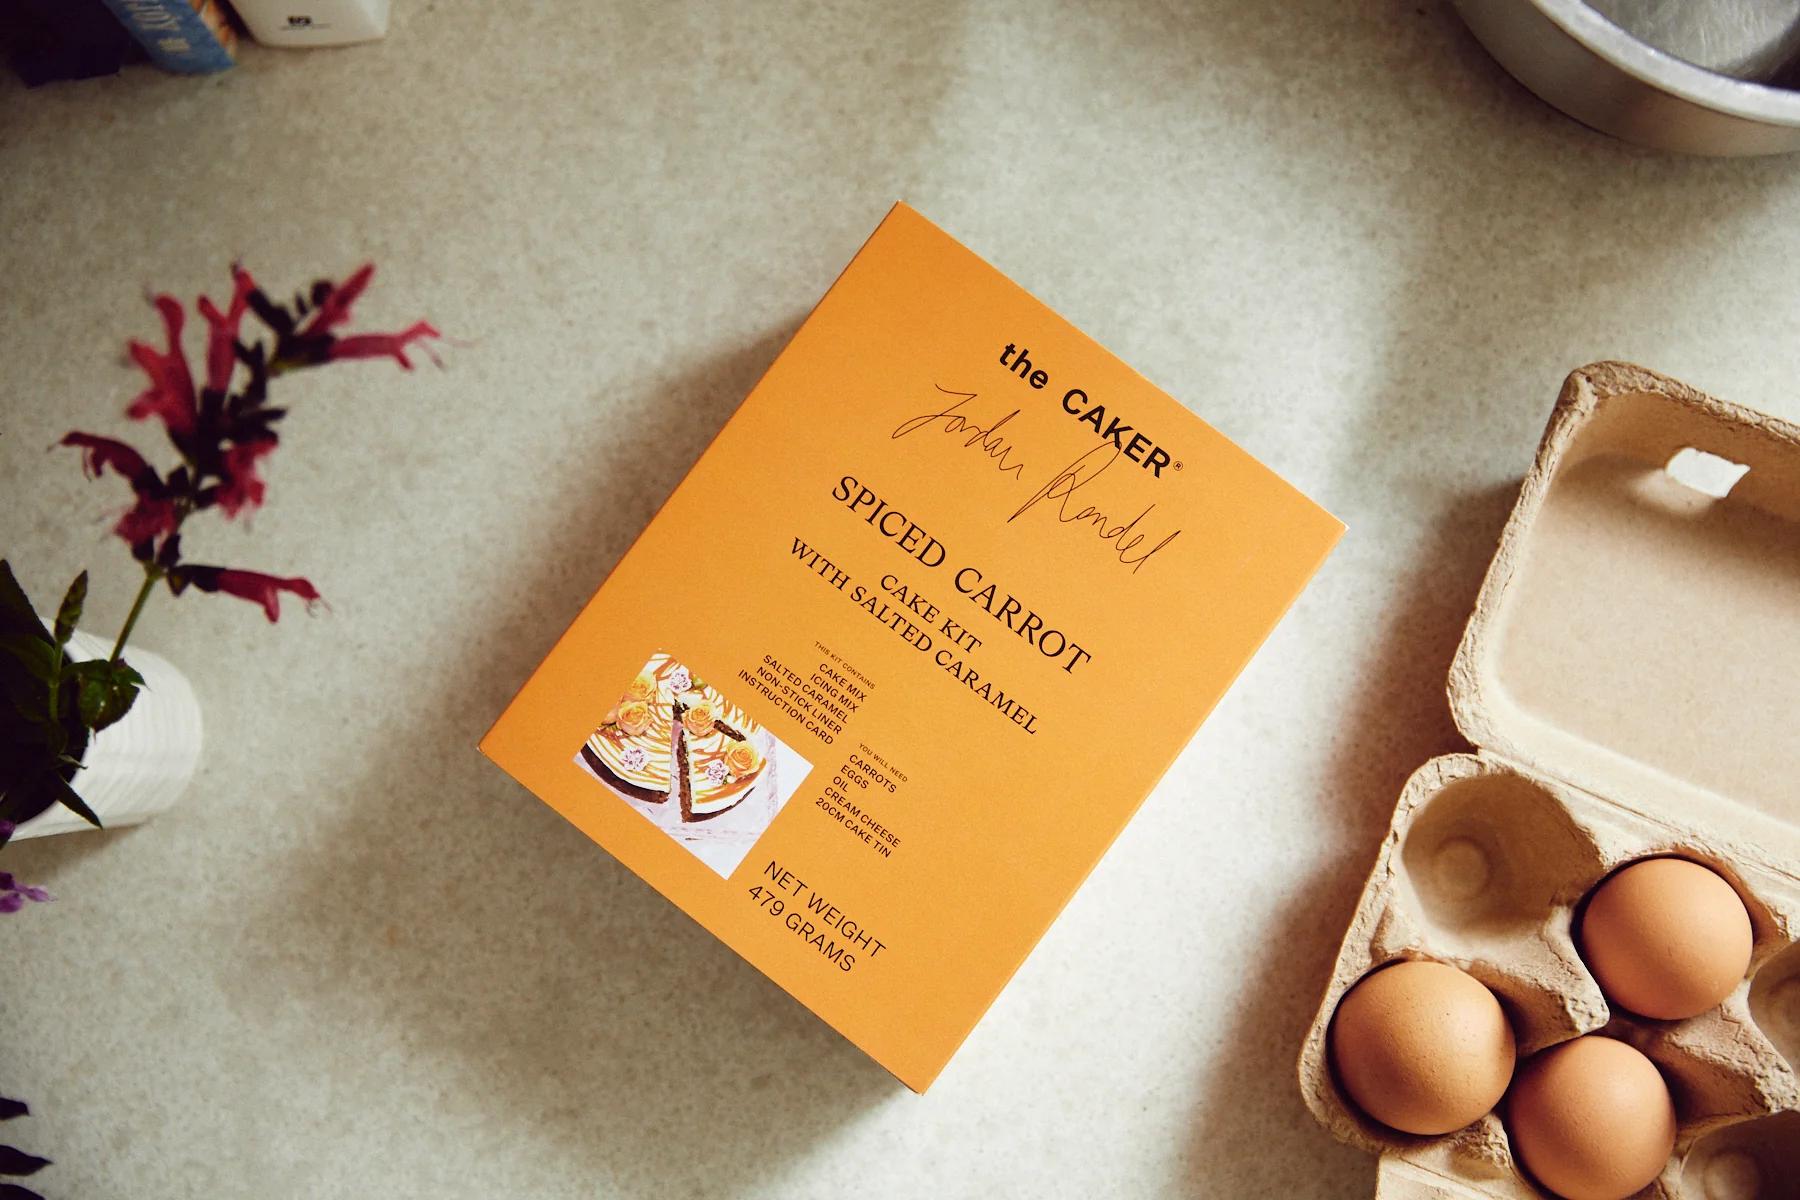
(231, 0), (390, 47)
(12, 629), (202, 840)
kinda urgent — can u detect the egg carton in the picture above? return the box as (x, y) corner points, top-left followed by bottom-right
(1299, 363), (1800, 1200)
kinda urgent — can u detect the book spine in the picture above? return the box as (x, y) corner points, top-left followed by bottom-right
(97, 0), (235, 74)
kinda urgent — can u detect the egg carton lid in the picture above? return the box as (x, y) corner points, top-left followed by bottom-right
(1448, 361), (1800, 876)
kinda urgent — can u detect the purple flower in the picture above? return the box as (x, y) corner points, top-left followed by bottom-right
(0, 871), (52, 915)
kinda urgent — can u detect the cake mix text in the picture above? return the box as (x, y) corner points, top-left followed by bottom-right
(827, 477), (1093, 676)
(788, 472), (1119, 737)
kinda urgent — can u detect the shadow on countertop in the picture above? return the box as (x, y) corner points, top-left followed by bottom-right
(1181, 480), (1520, 1195)
(235, 320), (898, 1192)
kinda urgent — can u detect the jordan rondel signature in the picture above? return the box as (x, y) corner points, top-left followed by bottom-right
(889, 385), (1182, 576)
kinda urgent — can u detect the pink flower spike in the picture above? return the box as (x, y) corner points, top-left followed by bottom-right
(217, 438), (276, 517)
(328, 321), (443, 370)
(59, 432), (150, 483)
(198, 266), (256, 394)
(125, 294), (197, 435)
(206, 569), (321, 622)
(298, 263), (375, 337)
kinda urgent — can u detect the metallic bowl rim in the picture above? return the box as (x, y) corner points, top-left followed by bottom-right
(1529, 0), (1800, 126)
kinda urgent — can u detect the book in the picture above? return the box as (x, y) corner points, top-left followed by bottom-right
(98, 0), (236, 74)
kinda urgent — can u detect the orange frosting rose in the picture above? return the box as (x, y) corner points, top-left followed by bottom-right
(623, 674), (655, 702)
(681, 698), (717, 738)
(724, 741), (761, 778)
(615, 699), (653, 737)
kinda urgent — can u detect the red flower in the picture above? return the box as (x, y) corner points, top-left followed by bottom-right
(125, 295), (197, 436)
(217, 438), (276, 517)
(197, 265), (255, 394)
(297, 262), (374, 338)
(60, 433), (177, 548)
(114, 495), (179, 546)
(60, 432), (151, 484)
(247, 261), (444, 374)
(328, 321), (443, 370)
(182, 567), (321, 622)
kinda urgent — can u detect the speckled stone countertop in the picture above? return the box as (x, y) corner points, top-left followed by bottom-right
(5, 3), (1800, 1197)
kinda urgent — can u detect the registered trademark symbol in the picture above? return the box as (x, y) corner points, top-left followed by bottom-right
(1173, 461), (1184, 471)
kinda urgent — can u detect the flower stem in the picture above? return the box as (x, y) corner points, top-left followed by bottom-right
(111, 567), (160, 663)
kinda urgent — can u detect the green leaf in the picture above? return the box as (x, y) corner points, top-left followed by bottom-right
(53, 571), (87, 646)
(46, 774), (101, 829)
(65, 659), (142, 733)
(62, 722), (87, 772)
(0, 562), (51, 643)
(0, 783), (56, 829)
(0, 635), (55, 685)
(4, 685), (50, 725)
(41, 718), (66, 762)
(81, 679), (137, 732)
(0, 742), (87, 826)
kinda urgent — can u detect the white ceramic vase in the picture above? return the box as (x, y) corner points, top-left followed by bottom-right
(11, 628), (203, 840)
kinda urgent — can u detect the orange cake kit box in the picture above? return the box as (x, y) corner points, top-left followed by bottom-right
(480, 204), (1343, 1090)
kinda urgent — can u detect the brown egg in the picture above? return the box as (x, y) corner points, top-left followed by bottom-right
(1328, 960), (1517, 1135)
(1579, 857), (1754, 1020)
(1506, 1035), (1676, 1200)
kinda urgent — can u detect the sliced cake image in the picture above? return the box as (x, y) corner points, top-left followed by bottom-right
(571, 649), (808, 878)
(575, 652), (773, 823)
(675, 684), (767, 822)
(577, 652), (687, 803)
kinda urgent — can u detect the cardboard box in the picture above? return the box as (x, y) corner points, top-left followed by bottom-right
(483, 203), (1341, 1090)
(1299, 363), (1800, 1196)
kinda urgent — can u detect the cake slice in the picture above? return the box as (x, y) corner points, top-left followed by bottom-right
(577, 653), (685, 802)
(676, 677), (767, 822)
